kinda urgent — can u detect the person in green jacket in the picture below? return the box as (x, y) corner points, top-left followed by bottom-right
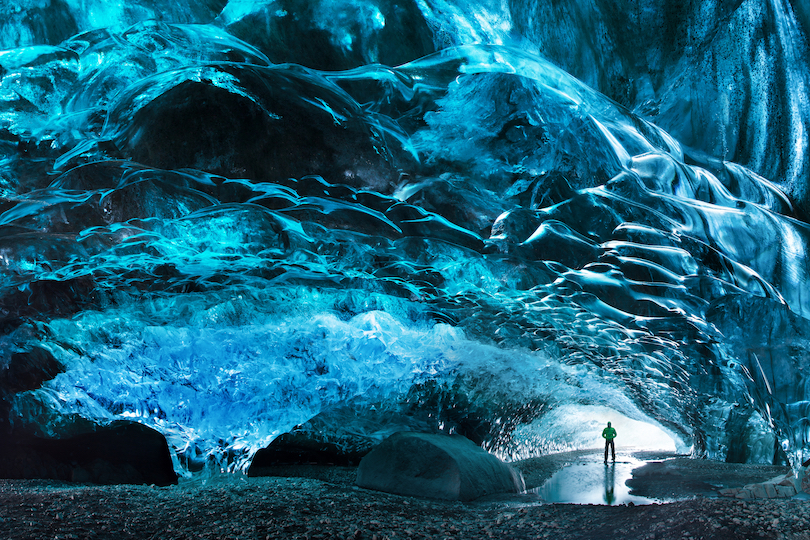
(602, 422), (617, 463)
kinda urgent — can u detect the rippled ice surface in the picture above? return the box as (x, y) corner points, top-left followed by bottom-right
(2, 1), (810, 474)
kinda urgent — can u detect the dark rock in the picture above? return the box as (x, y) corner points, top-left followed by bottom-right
(246, 400), (435, 477)
(247, 430), (367, 476)
(0, 276), (100, 327)
(0, 346), (64, 395)
(111, 64), (402, 191)
(355, 431), (525, 501)
(0, 420), (177, 486)
(627, 457), (791, 500)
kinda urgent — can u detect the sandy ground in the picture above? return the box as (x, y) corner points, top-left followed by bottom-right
(2, 450), (810, 540)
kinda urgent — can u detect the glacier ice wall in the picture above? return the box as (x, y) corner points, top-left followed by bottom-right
(2, 1), (810, 473)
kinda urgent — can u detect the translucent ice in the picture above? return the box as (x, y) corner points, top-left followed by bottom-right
(2, 2), (810, 475)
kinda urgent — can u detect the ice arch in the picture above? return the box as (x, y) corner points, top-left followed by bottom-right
(1, 1), (810, 479)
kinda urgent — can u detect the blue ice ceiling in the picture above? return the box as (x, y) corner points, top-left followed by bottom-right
(2, 0), (810, 473)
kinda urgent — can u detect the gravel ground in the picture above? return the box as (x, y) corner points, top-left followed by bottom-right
(2, 452), (810, 540)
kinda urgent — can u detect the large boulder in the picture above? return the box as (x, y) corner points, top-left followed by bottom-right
(247, 430), (368, 476)
(355, 431), (525, 501)
(0, 420), (177, 486)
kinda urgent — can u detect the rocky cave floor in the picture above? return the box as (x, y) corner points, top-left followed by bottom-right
(2, 450), (810, 540)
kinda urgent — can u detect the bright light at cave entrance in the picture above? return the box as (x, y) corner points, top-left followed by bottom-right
(576, 406), (679, 452)
(509, 404), (681, 459)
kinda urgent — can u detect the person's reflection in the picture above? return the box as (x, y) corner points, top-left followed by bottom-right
(603, 462), (616, 505)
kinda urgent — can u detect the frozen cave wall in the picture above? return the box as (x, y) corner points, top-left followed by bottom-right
(1, 0), (810, 477)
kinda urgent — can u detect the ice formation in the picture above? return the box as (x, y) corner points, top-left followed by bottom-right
(2, 0), (810, 474)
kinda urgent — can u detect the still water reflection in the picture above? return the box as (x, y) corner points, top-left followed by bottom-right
(533, 456), (663, 505)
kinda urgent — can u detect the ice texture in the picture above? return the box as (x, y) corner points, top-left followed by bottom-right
(1, 1), (810, 473)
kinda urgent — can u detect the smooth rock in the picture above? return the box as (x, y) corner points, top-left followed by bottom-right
(800, 465), (810, 495)
(775, 484), (796, 498)
(720, 473), (802, 500)
(355, 431), (525, 501)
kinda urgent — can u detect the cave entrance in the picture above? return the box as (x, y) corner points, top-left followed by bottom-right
(569, 405), (680, 452)
(512, 403), (683, 456)
(519, 404), (685, 505)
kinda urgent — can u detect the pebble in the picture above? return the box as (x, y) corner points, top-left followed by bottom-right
(2, 469), (810, 540)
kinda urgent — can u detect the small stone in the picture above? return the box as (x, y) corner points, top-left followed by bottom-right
(735, 489), (752, 499)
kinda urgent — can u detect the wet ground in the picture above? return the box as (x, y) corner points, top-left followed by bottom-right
(515, 449), (792, 505)
(1, 450), (807, 539)
(530, 455), (662, 505)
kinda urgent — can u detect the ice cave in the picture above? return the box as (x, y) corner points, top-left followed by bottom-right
(1, 0), (810, 487)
